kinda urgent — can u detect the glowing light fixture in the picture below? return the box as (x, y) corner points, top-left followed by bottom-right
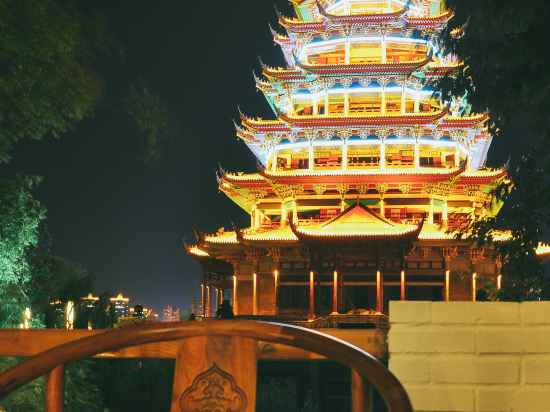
(66, 301), (75, 330)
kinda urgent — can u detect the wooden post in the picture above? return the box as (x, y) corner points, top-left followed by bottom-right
(332, 270), (339, 314)
(170, 335), (258, 412)
(339, 271), (345, 314)
(342, 143), (348, 170)
(445, 270), (451, 302)
(45, 365), (64, 412)
(309, 271), (315, 320)
(213, 287), (219, 312)
(376, 271), (384, 313)
(442, 199), (449, 226)
(281, 205), (289, 227)
(472, 272), (477, 302)
(400, 270), (406, 301)
(381, 35), (387, 64)
(233, 276), (238, 316)
(345, 39), (351, 64)
(201, 284), (206, 318)
(253, 273), (258, 316)
(274, 270), (279, 316)
(352, 369), (373, 412)
(401, 83), (406, 114)
(428, 198), (435, 224)
(206, 286), (211, 318)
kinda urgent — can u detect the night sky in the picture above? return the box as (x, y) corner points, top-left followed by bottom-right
(3, 1), (522, 312)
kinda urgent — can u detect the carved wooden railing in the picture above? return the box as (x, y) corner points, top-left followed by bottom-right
(0, 321), (413, 412)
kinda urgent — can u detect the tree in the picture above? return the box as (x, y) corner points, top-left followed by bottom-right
(439, 1), (550, 299)
(0, 176), (45, 328)
(468, 151), (550, 300)
(0, 187), (106, 411)
(0, 0), (109, 164)
(28, 255), (94, 327)
(438, 0), (550, 137)
(125, 80), (171, 165)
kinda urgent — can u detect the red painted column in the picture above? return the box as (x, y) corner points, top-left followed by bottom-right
(332, 270), (339, 314)
(309, 271), (315, 320)
(400, 270), (406, 301)
(376, 270), (384, 313)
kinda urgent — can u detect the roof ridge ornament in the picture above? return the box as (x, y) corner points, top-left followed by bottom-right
(237, 105), (247, 121)
(273, 4), (282, 19)
(268, 22), (279, 39)
(315, 0), (328, 18)
(257, 56), (267, 69)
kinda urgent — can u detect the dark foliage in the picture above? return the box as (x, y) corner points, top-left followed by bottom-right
(439, 1), (550, 299)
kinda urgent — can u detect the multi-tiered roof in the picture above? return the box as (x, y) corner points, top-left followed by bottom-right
(190, 0), (508, 257)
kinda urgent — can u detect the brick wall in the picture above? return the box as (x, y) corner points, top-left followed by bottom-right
(388, 301), (550, 412)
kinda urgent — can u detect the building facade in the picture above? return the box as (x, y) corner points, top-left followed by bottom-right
(110, 293), (130, 319)
(188, 0), (511, 328)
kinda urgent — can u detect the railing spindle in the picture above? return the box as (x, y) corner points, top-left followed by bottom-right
(45, 365), (64, 412)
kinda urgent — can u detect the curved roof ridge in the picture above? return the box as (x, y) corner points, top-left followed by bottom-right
(319, 201), (396, 229)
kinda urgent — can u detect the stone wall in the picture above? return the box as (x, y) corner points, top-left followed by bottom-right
(388, 301), (550, 412)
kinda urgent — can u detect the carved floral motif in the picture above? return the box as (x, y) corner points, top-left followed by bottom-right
(180, 363), (247, 412)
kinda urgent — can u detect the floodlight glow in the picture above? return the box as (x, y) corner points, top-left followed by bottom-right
(66, 301), (75, 330)
(325, 0), (422, 14)
(300, 35), (429, 61)
(346, 140), (381, 146)
(276, 141), (310, 150)
(418, 139), (456, 148)
(273, 138), (460, 153)
(292, 87), (434, 100)
(385, 139), (416, 145)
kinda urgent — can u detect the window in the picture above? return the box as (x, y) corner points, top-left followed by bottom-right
(347, 145), (381, 168)
(314, 145), (342, 169)
(385, 144), (414, 167)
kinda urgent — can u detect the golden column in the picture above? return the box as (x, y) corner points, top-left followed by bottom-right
(400, 270), (406, 301)
(376, 270), (384, 313)
(253, 273), (258, 315)
(309, 270), (316, 320)
(232, 275), (238, 315)
(200, 283), (206, 317)
(445, 270), (451, 302)
(274, 269), (279, 315)
(332, 270), (339, 314)
(206, 285), (211, 318)
(269, 247), (282, 316)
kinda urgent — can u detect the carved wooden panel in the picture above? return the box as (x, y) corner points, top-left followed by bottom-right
(170, 336), (257, 412)
(179, 363), (247, 412)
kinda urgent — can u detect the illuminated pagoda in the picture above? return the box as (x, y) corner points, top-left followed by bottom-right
(188, 0), (509, 324)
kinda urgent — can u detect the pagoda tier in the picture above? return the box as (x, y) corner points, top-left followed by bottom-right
(289, 0), (448, 25)
(257, 62), (460, 119)
(218, 167), (505, 232)
(237, 112), (491, 171)
(274, 1), (453, 69)
(187, 0), (513, 323)
(290, 202), (424, 241)
(278, 6), (452, 35)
